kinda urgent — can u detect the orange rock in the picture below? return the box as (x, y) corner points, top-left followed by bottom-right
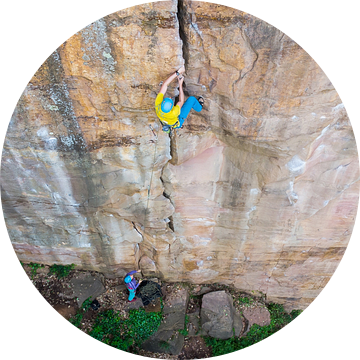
(2, 1), (358, 311)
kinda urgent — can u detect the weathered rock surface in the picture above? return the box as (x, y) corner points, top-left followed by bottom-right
(187, 310), (200, 336)
(1, 1), (359, 310)
(69, 273), (105, 306)
(142, 287), (189, 355)
(200, 291), (243, 339)
(242, 306), (271, 334)
(125, 297), (143, 311)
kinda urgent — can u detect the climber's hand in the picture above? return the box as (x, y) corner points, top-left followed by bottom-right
(137, 269), (141, 273)
(178, 65), (185, 74)
(178, 76), (184, 86)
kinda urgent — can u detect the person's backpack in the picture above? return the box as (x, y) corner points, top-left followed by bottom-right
(90, 299), (100, 310)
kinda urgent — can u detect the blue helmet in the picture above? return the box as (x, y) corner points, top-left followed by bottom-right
(161, 98), (174, 113)
(124, 275), (132, 283)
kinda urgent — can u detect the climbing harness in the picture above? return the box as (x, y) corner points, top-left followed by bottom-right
(159, 120), (179, 134)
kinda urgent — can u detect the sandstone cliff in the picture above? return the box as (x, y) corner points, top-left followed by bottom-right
(1, 0), (358, 310)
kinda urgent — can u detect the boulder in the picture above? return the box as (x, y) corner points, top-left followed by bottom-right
(142, 330), (184, 355)
(187, 310), (201, 336)
(200, 291), (243, 339)
(142, 287), (189, 355)
(242, 306), (271, 334)
(125, 297), (143, 311)
(69, 273), (105, 306)
(163, 288), (189, 314)
(233, 312), (243, 337)
(194, 286), (212, 296)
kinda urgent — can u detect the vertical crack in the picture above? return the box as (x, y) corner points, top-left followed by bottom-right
(168, 216), (175, 232)
(177, 0), (190, 70)
(162, 186), (175, 232)
(149, 0), (189, 235)
(143, 1), (189, 236)
(132, 221), (145, 270)
(132, 221), (144, 237)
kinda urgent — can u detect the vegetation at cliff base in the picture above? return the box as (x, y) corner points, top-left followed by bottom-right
(28, 262), (44, 279)
(69, 297), (93, 328)
(48, 263), (75, 278)
(22, 262), (76, 279)
(88, 307), (163, 352)
(204, 303), (302, 357)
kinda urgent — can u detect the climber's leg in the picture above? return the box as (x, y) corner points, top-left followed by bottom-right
(175, 96), (203, 128)
(128, 289), (136, 302)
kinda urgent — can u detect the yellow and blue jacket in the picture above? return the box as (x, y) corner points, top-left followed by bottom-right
(155, 93), (180, 126)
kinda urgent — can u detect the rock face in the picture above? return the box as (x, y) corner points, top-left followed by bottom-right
(1, 1), (359, 310)
(200, 291), (242, 339)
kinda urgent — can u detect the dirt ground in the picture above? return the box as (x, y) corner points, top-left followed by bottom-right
(22, 264), (268, 359)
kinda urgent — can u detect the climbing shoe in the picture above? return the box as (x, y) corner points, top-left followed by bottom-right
(198, 96), (205, 107)
(162, 125), (171, 133)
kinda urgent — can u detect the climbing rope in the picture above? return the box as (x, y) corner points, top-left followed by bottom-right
(137, 280), (162, 306)
(142, 73), (182, 231)
(143, 123), (161, 232)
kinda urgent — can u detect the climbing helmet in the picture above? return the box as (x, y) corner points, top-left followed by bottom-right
(161, 98), (174, 113)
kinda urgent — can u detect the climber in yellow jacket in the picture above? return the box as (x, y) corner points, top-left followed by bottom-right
(155, 65), (204, 133)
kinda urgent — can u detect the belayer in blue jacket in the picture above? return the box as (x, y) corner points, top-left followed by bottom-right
(124, 270), (142, 302)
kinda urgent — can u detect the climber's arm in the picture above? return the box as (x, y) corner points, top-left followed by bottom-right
(176, 76), (185, 109)
(158, 66), (185, 95)
(126, 270), (137, 277)
(159, 72), (178, 95)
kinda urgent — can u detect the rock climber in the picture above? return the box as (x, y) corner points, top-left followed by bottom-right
(124, 269), (142, 302)
(155, 65), (204, 133)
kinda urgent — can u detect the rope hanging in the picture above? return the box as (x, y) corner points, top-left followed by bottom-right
(143, 123), (161, 232)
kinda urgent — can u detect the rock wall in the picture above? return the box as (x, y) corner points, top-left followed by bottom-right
(1, 0), (358, 310)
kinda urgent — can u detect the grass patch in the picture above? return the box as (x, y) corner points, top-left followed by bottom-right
(48, 264), (75, 278)
(238, 296), (254, 306)
(69, 297), (93, 328)
(28, 262), (44, 279)
(204, 303), (302, 356)
(178, 314), (189, 336)
(88, 307), (163, 352)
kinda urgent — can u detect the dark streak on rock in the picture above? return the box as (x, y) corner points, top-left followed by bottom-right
(88, 134), (138, 150)
(177, 0), (190, 68)
(45, 50), (87, 155)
